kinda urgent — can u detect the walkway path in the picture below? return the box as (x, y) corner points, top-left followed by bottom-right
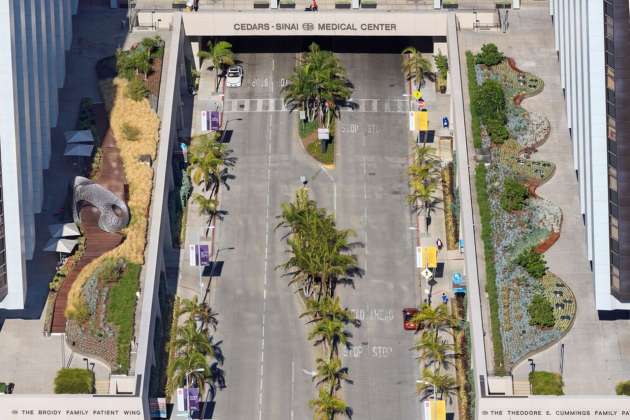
(50, 104), (126, 333)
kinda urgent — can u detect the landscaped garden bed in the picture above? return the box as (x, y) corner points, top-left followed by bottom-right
(468, 45), (576, 373)
(61, 37), (163, 374)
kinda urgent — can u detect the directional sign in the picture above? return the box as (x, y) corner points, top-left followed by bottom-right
(413, 90), (423, 100)
(421, 267), (433, 280)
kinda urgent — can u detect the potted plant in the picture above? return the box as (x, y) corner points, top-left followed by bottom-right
(172, 0), (187, 9)
(335, 0), (351, 8)
(253, 0), (270, 7)
(442, 0), (458, 9)
(361, 0), (377, 8)
(279, 0), (296, 7)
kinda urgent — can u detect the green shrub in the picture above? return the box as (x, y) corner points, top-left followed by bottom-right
(616, 380), (630, 396)
(475, 163), (505, 375)
(465, 52), (482, 149)
(500, 178), (529, 212)
(180, 170), (192, 208)
(54, 368), (94, 394)
(528, 294), (555, 328)
(474, 80), (506, 122)
(485, 117), (509, 144)
(515, 248), (547, 279)
(107, 262), (141, 373)
(125, 77), (149, 102)
(529, 371), (563, 395)
(121, 122), (141, 141)
(434, 52), (448, 79)
(476, 43), (504, 66)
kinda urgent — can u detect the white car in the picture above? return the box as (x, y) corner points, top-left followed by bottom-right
(225, 65), (243, 88)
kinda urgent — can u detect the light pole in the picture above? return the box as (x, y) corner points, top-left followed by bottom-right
(186, 368), (205, 420)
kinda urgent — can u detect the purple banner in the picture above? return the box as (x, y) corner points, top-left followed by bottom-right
(198, 244), (210, 266)
(187, 388), (200, 415)
(210, 111), (221, 131)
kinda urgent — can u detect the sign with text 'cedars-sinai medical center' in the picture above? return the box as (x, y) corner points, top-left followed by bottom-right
(233, 22), (398, 33)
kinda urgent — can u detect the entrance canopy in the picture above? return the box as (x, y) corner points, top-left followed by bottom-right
(64, 144), (94, 157)
(43, 238), (78, 254)
(65, 130), (95, 144)
(48, 222), (81, 238)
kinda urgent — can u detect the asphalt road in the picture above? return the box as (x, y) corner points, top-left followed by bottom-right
(210, 49), (419, 420)
(334, 53), (421, 420)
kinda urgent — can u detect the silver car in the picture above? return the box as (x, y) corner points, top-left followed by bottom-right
(225, 65), (243, 88)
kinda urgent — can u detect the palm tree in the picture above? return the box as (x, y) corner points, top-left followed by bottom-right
(416, 368), (457, 402)
(309, 387), (351, 420)
(313, 357), (352, 396)
(166, 350), (210, 398)
(407, 177), (441, 233)
(412, 331), (455, 371)
(401, 46), (433, 87)
(308, 318), (352, 360)
(193, 193), (222, 235)
(198, 40), (235, 92)
(174, 319), (216, 357)
(411, 303), (457, 339)
(180, 296), (219, 333)
(301, 296), (357, 326)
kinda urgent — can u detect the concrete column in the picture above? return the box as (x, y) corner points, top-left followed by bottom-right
(557, 0), (567, 89)
(549, 0), (553, 16)
(0, 0), (28, 309)
(72, 0), (79, 14)
(512, 0), (520, 9)
(587, 0), (610, 310)
(270, 0), (278, 8)
(352, 0), (359, 9)
(434, 0), (441, 9)
(63, 0), (72, 52)
(568, 0), (577, 170)
(190, 37), (201, 71)
(47, 0), (59, 127)
(54, 0), (65, 88)
(553, 0), (560, 53)
(581, 0), (593, 262)
(574, 0), (585, 214)
(30, 0), (45, 212)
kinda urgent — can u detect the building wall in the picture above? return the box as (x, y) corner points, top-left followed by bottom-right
(550, 0), (630, 310)
(0, 0), (77, 310)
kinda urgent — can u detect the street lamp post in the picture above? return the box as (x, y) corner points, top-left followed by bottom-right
(201, 246), (234, 305)
(186, 368), (205, 420)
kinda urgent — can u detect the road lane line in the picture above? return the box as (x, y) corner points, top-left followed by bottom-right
(258, 58), (275, 420)
(290, 360), (295, 420)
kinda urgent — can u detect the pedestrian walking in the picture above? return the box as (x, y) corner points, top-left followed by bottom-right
(436, 238), (443, 250)
(311, 0), (318, 11)
(441, 292), (448, 305)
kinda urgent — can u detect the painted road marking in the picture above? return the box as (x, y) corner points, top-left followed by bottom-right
(223, 98), (411, 113)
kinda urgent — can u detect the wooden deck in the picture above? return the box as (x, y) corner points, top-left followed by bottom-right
(50, 104), (127, 334)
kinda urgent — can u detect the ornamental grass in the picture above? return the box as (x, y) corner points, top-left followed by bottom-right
(66, 78), (159, 318)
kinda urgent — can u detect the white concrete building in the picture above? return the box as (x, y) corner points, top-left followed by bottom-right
(549, 0), (630, 311)
(0, 0), (78, 309)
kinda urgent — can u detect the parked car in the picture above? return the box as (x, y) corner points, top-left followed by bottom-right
(402, 308), (419, 331)
(225, 65), (243, 88)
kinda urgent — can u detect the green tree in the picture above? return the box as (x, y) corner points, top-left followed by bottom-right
(166, 351), (210, 399)
(401, 46), (433, 87)
(193, 193), (222, 234)
(417, 368), (457, 402)
(313, 357), (352, 397)
(198, 40), (235, 92)
(515, 248), (547, 279)
(527, 294), (555, 328)
(473, 79), (506, 122)
(412, 331), (455, 371)
(180, 296), (219, 333)
(308, 318), (352, 360)
(309, 387), (351, 420)
(500, 178), (529, 212)
(301, 296), (358, 327)
(174, 319), (216, 357)
(476, 43), (504, 66)
(434, 52), (448, 79)
(411, 303), (457, 339)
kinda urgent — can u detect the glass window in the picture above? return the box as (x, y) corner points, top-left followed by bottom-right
(612, 265), (620, 290)
(610, 174), (618, 191)
(607, 67), (615, 91)
(611, 216), (619, 240)
(608, 116), (617, 141)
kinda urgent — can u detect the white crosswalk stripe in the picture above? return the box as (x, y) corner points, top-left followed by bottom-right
(223, 98), (411, 113)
